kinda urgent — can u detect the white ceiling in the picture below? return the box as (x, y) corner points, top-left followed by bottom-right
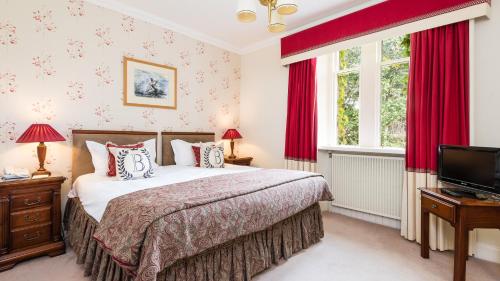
(86, 0), (383, 54)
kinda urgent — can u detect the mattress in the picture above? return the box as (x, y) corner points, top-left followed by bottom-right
(69, 164), (259, 221)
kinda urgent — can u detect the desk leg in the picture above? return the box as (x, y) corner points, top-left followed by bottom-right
(465, 230), (469, 261)
(421, 209), (430, 259)
(453, 219), (467, 281)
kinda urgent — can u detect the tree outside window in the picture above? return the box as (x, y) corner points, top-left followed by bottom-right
(380, 35), (410, 148)
(337, 47), (361, 146)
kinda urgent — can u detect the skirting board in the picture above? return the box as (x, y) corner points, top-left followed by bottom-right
(328, 205), (401, 229)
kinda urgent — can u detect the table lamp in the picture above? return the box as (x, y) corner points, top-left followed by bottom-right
(16, 124), (65, 176)
(222, 128), (242, 159)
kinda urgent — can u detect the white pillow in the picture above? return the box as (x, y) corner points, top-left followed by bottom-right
(200, 143), (225, 168)
(171, 139), (199, 166)
(109, 147), (155, 181)
(86, 141), (108, 176)
(171, 139), (217, 166)
(143, 138), (159, 168)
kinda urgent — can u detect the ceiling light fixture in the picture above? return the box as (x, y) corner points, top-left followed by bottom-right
(268, 8), (286, 33)
(237, 0), (257, 23)
(276, 0), (298, 15)
(236, 0), (298, 33)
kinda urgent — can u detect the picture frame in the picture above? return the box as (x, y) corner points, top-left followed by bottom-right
(123, 57), (177, 109)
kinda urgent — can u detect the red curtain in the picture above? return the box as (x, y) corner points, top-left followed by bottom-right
(284, 58), (318, 162)
(406, 21), (470, 173)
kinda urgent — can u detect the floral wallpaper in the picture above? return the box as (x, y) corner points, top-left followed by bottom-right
(0, 0), (241, 198)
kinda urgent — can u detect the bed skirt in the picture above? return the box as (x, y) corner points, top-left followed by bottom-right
(63, 198), (325, 281)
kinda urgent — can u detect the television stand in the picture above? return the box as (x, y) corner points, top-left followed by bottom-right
(420, 187), (500, 281)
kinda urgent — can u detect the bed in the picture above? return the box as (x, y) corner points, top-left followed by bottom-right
(64, 130), (332, 281)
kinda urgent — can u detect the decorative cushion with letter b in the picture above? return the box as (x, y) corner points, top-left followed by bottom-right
(106, 141), (144, 177)
(200, 143), (225, 168)
(109, 147), (155, 180)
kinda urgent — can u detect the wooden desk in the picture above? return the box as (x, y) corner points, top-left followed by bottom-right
(420, 187), (500, 281)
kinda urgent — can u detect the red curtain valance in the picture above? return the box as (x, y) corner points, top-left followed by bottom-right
(281, 0), (490, 58)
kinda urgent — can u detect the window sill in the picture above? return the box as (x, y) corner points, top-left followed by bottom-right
(318, 145), (405, 158)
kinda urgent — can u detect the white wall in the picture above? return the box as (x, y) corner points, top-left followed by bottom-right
(239, 44), (288, 169)
(240, 3), (500, 263)
(472, 2), (500, 263)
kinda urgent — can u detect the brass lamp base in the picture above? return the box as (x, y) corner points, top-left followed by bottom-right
(33, 142), (51, 177)
(228, 139), (237, 159)
(32, 169), (51, 177)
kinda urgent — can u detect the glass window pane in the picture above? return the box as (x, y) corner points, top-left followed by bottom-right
(339, 47), (361, 70)
(380, 62), (409, 148)
(382, 35), (410, 62)
(337, 72), (359, 146)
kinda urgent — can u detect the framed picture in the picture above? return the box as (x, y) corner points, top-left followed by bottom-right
(123, 57), (177, 109)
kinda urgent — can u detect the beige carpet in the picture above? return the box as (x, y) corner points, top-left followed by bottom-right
(2, 212), (499, 281)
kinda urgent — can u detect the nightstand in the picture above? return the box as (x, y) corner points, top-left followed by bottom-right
(225, 157), (253, 166)
(0, 176), (66, 271)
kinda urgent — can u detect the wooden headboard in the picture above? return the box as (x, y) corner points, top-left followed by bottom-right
(72, 130), (157, 182)
(161, 132), (215, 165)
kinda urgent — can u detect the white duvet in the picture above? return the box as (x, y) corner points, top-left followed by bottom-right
(69, 164), (259, 222)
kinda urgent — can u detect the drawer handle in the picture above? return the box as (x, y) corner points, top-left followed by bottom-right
(24, 213), (40, 223)
(24, 197), (41, 206)
(23, 231), (40, 241)
(431, 204), (438, 209)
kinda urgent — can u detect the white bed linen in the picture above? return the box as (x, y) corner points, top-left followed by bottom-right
(69, 164), (259, 222)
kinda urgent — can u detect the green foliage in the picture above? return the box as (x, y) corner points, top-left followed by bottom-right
(337, 48), (360, 146)
(401, 34), (411, 57)
(380, 63), (408, 148)
(382, 35), (410, 62)
(339, 47), (361, 70)
(337, 72), (360, 145)
(380, 35), (410, 148)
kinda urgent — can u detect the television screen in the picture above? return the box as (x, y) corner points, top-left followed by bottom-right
(438, 145), (500, 194)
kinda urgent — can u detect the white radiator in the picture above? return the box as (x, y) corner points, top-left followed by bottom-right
(331, 153), (404, 220)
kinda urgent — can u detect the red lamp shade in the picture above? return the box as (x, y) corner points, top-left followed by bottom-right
(16, 124), (65, 143)
(222, 129), (242, 140)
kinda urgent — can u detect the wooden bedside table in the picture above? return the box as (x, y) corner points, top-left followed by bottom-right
(225, 157), (253, 166)
(0, 176), (66, 271)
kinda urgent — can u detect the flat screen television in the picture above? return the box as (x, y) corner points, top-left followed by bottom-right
(438, 145), (500, 195)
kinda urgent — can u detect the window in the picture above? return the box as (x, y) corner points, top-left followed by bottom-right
(336, 47), (361, 146)
(380, 36), (410, 148)
(317, 35), (410, 150)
